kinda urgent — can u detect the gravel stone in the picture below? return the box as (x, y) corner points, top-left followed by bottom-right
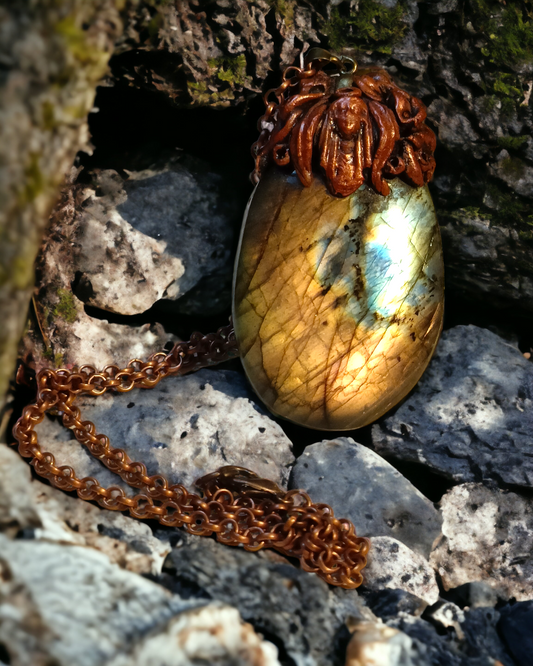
(373, 325), (533, 488)
(290, 437), (442, 558)
(430, 483), (533, 601)
(363, 537), (439, 607)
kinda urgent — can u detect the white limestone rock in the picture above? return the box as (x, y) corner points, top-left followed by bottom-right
(74, 164), (234, 316)
(35, 368), (294, 492)
(363, 537), (440, 607)
(430, 483), (533, 601)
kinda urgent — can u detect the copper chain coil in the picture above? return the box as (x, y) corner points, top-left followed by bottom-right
(12, 324), (370, 589)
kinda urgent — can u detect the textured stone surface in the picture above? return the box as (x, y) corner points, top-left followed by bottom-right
(32, 481), (172, 575)
(499, 601), (533, 666)
(0, 535), (279, 666)
(18, 176), (180, 373)
(35, 369), (294, 492)
(0, 443), (170, 575)
(113, 1), (432, 108)
(373, 325), (533, 488)
(363, 537), (439, 607)
(427, 601), (465, 638)
(73, 164), (235, 316)
(391, 608), (516, 666)
(19, 156), (235, 375)
(490, 149), (533, 200)
(22, 312), (177, 373)
(439, 210), (533, 315)
(0, 535), (195, 666)
(160, 531), (372, 666)
(444, 581), (501, 610)
(290, 438), (442, 558)
(106, 605), (281, 666)
(362, 589), (428, 621)
(345, 622), (430, 666)
(430, 483), (533, 601)
(0, 444), (41, 536)
(235, 172), (443, 431)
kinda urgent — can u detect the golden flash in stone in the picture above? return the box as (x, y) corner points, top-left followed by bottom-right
(233, 169), (444, 431)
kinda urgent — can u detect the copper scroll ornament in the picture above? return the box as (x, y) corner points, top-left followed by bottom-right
(13, 51), (441, 589)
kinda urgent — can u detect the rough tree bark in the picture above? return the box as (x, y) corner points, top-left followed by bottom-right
(0, 0), (139, 417)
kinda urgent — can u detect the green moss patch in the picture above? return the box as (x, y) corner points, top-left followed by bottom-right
(322, 0), (409, 54)
(468, 0), (533, 67)
(267, 0), (296, 28)
(485, 180), (533, 230)
(187, 80), (236, 106)
(497, 135), (529, 151)
(53, 289), (78, 324)
(18, 152), (44, 206)
(208, 55), (250, 87)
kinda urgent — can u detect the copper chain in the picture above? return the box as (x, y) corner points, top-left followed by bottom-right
(12, 326), (369, 590)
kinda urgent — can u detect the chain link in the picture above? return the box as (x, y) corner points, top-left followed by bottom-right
(12, 324), (369, 588)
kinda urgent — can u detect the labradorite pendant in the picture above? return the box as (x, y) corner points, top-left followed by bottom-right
(233, 169), (443, 430)
(234, 49), (443, 431)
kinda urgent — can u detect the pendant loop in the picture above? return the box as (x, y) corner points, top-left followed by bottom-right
(304, 48), (357, 76)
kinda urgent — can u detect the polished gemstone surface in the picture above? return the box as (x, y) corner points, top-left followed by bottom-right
(233, 169), (444, 430)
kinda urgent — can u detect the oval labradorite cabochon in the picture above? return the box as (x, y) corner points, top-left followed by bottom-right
(233, 169), (444, 431)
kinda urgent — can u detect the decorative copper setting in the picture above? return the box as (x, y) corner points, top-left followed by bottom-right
(252, 49), (436, 197)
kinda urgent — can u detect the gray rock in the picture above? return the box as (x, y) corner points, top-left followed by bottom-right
(106, 605), (281, 666)
(31, 316), (176, 372)
(22, 180), (180, 370)
(74, 163), (235, 316)
(427, 601), (465, 638)
(0, 535), (279, 666)
(0, 443), (171, 574)
(0, 444), (41, 536)
(428, 98), (486, 159)
(161, 531), (373, 666)
(490, 150), (533, 200)
(0, 535), (196, 666)
(499, 601), (533, 666)
(460, 607), (517, 666)
(426, 599), (513, 666)
(32, 481), (172, 576)
(445, 581), (501, 609)
(526, 136), (533, 164)
(363, 537), (439, 606)
(372, 325), (533, 488)
(290, 438), (442, 558)
(74, 169), (184, 315)
(390, 608), (515, 666)
(439, 210), (533, 316)
(361, 588), (428, 620)
(20, 156), (236, 375)
(430, 483), (533, 601)
(35, 368), (294, 492)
